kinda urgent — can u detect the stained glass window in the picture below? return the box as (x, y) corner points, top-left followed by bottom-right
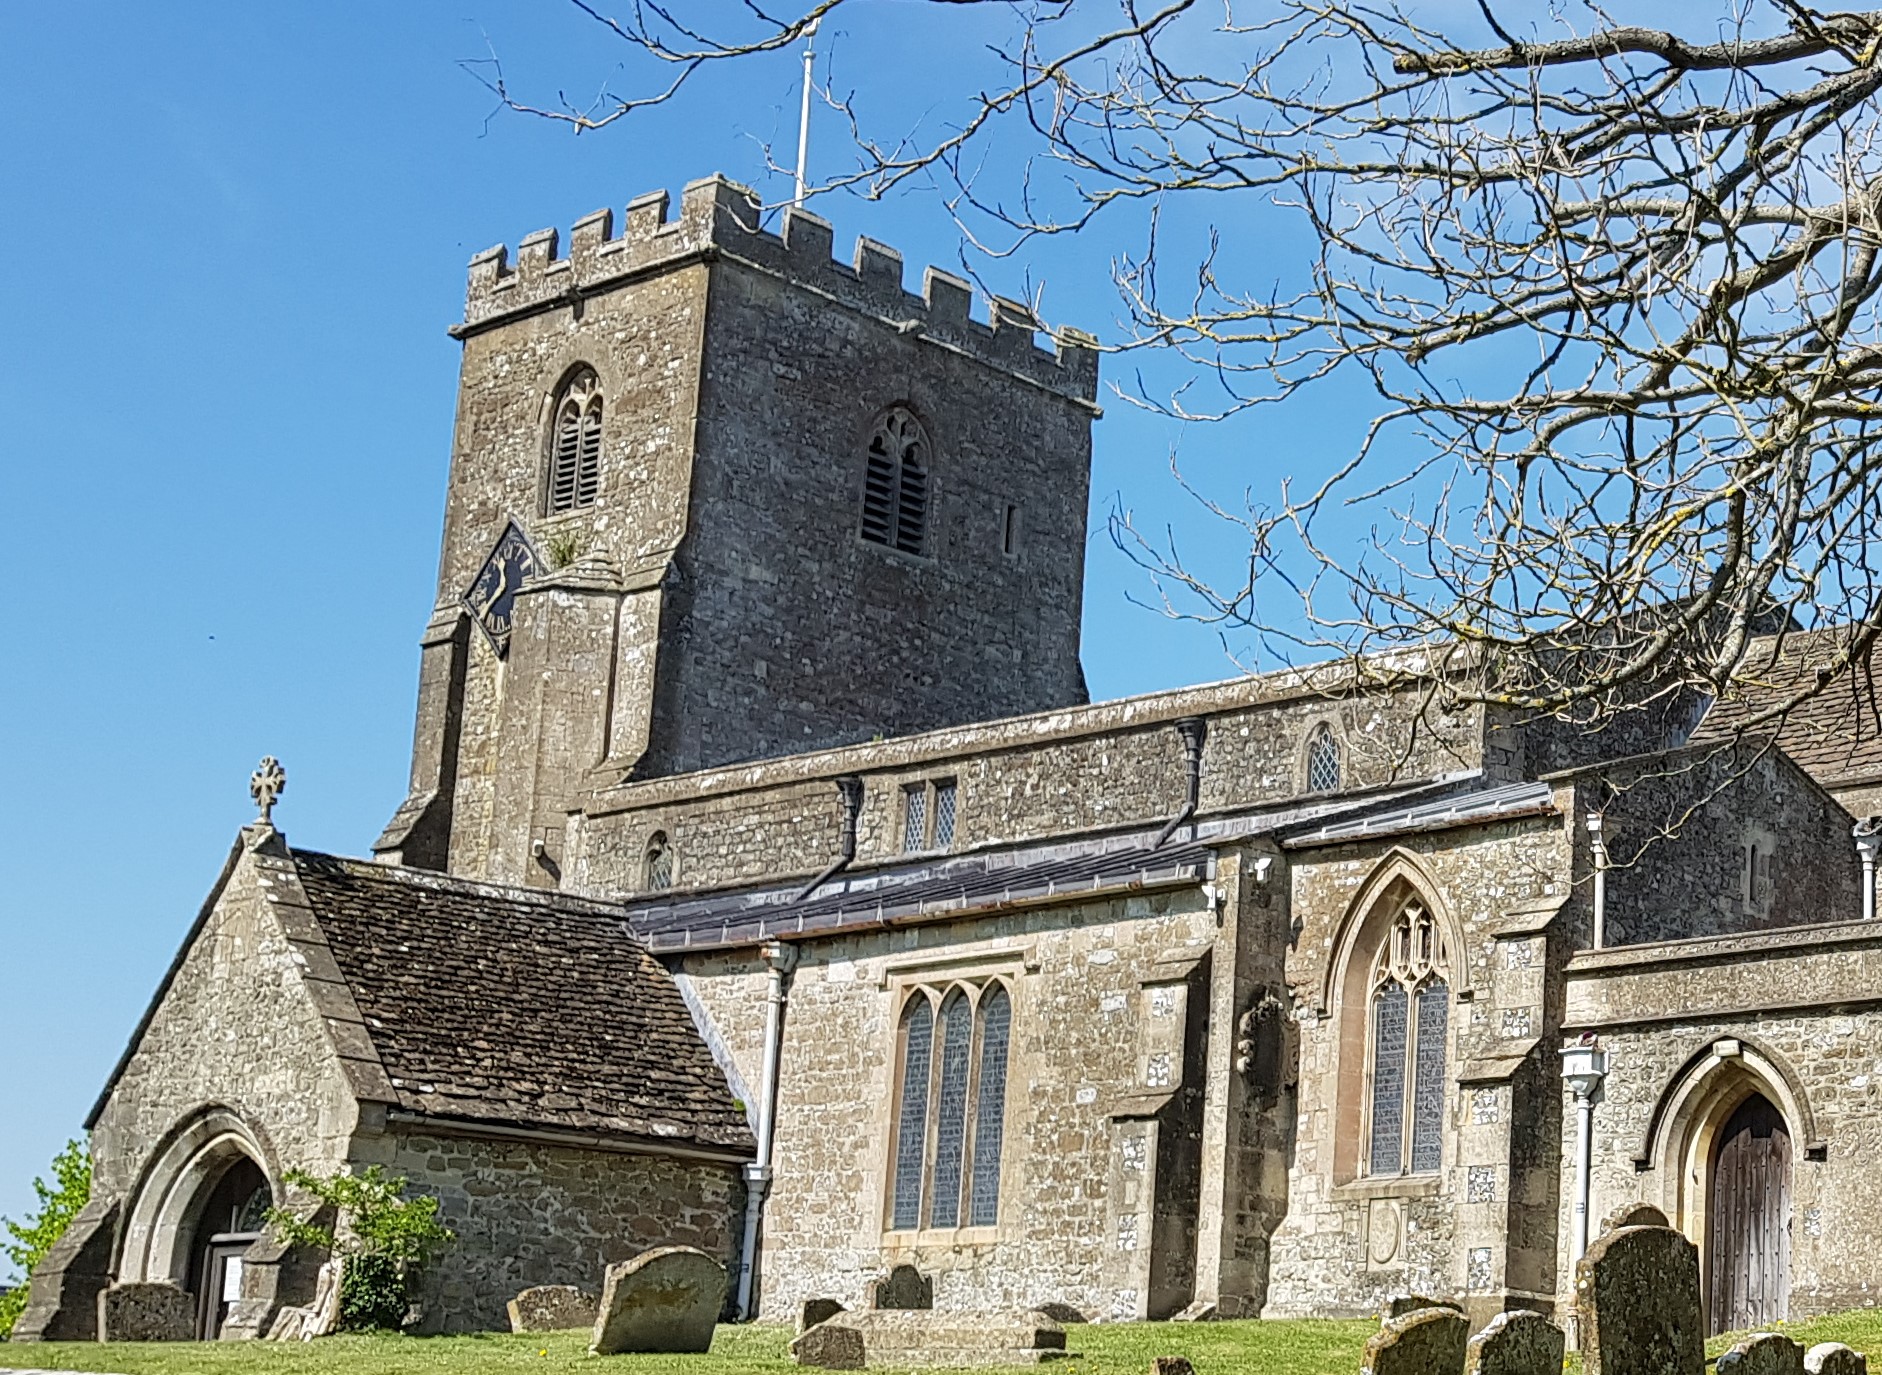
(1306, 725), (1342, 792)
(929, 991), (974, 1228)
(1369, 981), (1408, 1176)
(969, 985), (1011, 1225)
(890, 998), (933, 1229)
(1411, 979), (1449, 1173)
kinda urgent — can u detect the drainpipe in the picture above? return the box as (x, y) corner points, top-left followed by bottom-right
(1587, 811), (1608, 950)
(1153, 717), (1209, 848)
(1857, 819), (1881, 922)
(735, 939), (799, 1321)
(793, 775), (864, 901)
(1561, 1037), (1608, 1278)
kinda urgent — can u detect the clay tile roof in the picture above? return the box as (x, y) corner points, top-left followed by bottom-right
(291, 852), (753, 1155)
(1690, 628), (1882, 791)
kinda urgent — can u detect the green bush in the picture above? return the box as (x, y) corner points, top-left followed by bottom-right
(264, 1167), (453, 1332)
(0, 1139), (92, 1340)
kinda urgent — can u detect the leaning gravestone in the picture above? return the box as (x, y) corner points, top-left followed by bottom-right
(792, 1320), (868, 1369)
(1382, 1295), (1465, 1323)
(1360, 1307), (1470, 1375)
(1808, 1345), (1869, 1375)
(803, 1308), (1071, 1367)
(590, 1246), (726, 1356)
(97, 1282), (194, 1342)
(1719, 1335), (1806, 1375)
(801, 1298), (847, 1334)
(1466, 1311), (1566, 1375)
(1576, 1226), (1704, 1375)
(508, 1284), (599, 1332)
(867, 1263), (934, 1310)
(1601, 1203), (1671, 1233)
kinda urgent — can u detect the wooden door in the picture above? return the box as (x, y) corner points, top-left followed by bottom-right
(1709, 1093), (1792, 1334)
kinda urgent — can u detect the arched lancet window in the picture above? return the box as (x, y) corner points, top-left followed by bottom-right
(1306, 723), (1342, 793)
(888, 979), (1012, 1231)
(861, 406), (931, 556)
(547, 368), (603, 514)
(644, 831), (674, 892)
(1366, 902), (1449, 1176)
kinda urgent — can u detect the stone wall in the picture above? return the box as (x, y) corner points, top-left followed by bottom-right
(675, 882), (1225, 1321)
(575, 676), (1490, 900)
(384, 1129), (743, 1334)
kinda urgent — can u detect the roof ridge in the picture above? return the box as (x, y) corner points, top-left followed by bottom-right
(291, 850), (637, 920)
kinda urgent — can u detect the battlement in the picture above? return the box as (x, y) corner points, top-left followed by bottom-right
(458, 174), (1099, 400)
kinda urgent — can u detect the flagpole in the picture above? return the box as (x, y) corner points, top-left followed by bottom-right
(794, 19), (819, 208)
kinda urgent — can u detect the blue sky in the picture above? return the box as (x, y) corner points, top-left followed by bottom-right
(0, 3), (1377, 1233)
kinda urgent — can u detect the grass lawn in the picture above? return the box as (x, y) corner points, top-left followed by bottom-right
(9, 1308), (1882, 1375)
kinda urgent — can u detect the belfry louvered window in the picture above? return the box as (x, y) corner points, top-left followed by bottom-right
(1366, 902), (1450, 1177)
(888, 979), (1012, 1232)
(547, 368), (603, 514)
(861, 406), (931, 555)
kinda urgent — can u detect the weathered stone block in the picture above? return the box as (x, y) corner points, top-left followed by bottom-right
(589, 1245), (725, 1355)
(98, 1282), (195, 1343)
(1382, 1295), (1465, 1323)
(800, 1298), (846, 1333)
(10, 1197), (117, 1342)
(1719, 1335), (1806, 1375)
(1171, 1299), (1217, 1322)
(793, 1320), (868, 1369)
(1466, 1311), (1565, 1375)
(1361, 1308), (1469, 1375)
(508, 1283), (599, 1332)
(1576, 1226), (1704, 1375)
(1807, 1345), (1868, 1375)
(867, 1263), (934, 1310)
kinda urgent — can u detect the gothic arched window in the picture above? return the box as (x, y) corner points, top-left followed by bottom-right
(888, 979), (1012, 1231)
(861, 406), (931, 556)
(1306, 723), (1343, 792)
(1366, 902), (1450, 1176)
(547, 368), (604, 514)
(644, 831), (675, 892)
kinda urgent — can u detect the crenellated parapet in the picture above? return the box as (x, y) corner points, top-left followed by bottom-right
(458, 174), (1099, 399)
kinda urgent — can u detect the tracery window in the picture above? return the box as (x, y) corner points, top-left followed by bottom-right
(644, 831), (675, 892)
(547, 368), (604, 514)
(1366, 902), (1450, 1176)
(888, 980), (1012, 1231)
(1306, 723), (1342, 793)
(861, 406), (931, 556)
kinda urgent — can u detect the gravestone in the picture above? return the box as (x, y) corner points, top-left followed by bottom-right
(97, 1282), (194, 1342)
(1719, 1335), (1806, 1375)
(793, 1320), (867, 1370)
(1465, 1311), (1566, 1375)
(801, 1298), (847, 1334)
(508, 1284), (599, 1332)
(1807, 1345), (1869, 1375)
(1153, 1358), (1197, 1375)
(1382, 1295), (1465, 1323)
(1033, 1303), (1087, 1324)
(589, 1246), (725, 1356)
(1576, 1226), (1704, 1375)
(1360, 1307), (1470, 1375)
(1172, 1299), (1218, 1322)
(1601, 1204), (1671, 1233)
(868, 1263), (934, 1310)
(806, 1308), (1072, 1366)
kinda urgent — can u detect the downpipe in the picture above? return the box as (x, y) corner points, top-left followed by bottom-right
(1153, 717), (1208, 849)
(735, 939), (798, 1321)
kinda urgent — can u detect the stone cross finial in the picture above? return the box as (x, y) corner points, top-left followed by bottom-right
(250, 756), (286, 825)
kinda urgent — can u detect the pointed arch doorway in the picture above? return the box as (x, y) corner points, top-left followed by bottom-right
(1708, 1093), (1791, 1334)
(181, 1155), (272, 1339)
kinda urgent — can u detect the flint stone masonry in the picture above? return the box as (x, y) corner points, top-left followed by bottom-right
(1360, 1307), (1470, 1375)
(1576, 1227), (1704, 1375)
(590, 1246), (726, 1355)
(794, 1321), (868, 1370)
(1719, 1336), (1807, 1375)
(507, 1284), (598, 1332)
(97, 1283), (194, 1343)
(810, 1309), (1072, 1367)
(1465, 1312), (1566, 1375)
(1809, 1346), (1869, 1375)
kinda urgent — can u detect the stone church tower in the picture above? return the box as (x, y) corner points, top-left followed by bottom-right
(375, 176), (1101, 883)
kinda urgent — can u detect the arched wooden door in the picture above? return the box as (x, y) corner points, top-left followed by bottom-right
(1708, 1093), (1791, 1334)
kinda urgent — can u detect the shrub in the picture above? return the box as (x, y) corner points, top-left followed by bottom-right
(0, 1139), (92, 1340)
(264, 1166), (453, 1332)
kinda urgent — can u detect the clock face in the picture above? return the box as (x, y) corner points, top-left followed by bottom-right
(464, 521), (540, 658)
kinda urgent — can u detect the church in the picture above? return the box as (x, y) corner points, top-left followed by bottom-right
(17, 173), (1882, 1343)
